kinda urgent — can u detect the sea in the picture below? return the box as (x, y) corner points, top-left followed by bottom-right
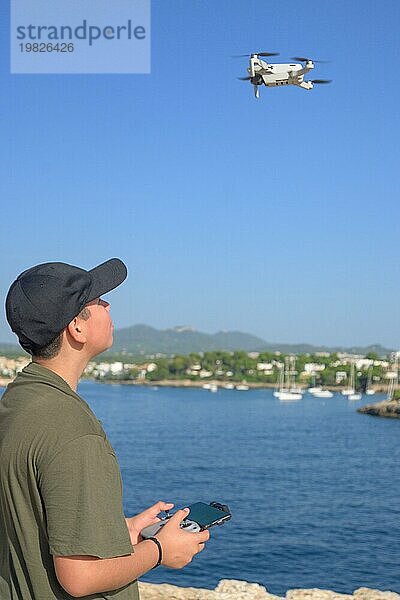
(76, 382), (400, 596)
(5, 380), (399, 596)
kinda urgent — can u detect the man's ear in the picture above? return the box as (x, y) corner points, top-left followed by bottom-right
(67, 317), (87, 343)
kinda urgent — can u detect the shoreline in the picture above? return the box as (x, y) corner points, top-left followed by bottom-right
(94, 378), (388, 393)
(138, 579), (400, 599)
(0, 376), (388, 394)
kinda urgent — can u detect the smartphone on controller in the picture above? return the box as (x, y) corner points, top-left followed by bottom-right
(186, 501), (231, 530)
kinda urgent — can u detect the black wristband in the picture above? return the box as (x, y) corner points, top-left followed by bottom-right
(147, 536), (163, 568)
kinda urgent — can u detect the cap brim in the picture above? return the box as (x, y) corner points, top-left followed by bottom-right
(87, 258), (127, 301)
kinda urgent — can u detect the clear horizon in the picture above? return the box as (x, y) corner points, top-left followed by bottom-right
(1, 0), (399, 349)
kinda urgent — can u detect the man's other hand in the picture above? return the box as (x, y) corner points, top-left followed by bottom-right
(155, 508), (210, 569)
(125, 500), (174, 545)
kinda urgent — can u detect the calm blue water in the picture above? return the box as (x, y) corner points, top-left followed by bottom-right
(80, 382), (400, 596)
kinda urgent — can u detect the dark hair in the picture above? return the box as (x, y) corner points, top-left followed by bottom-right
(30, 306), (92, 359)
(30, 332), (63, 359)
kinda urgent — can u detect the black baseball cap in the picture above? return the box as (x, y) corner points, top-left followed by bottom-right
(5, 258), (127, 353)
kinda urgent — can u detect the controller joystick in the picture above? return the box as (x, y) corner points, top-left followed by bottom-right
(180, 519), (201, 533)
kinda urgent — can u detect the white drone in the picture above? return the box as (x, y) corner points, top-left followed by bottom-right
(237, 52), (331, 98)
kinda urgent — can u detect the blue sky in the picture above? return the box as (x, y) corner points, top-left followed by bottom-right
(0, 0), (399, 348)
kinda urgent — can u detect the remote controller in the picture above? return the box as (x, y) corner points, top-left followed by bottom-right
(140, 501), (231, 540)
(141, 517), (200, 539)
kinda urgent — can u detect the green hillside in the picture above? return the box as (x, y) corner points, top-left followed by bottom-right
(112, 325), (267, 354)
(0, 328), (393, 358)
(111, 325), (393, 357)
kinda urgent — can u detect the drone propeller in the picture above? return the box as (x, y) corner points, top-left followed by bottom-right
(232, 52), (279, 58)
(292, 56), (329, 64)
(311, 79), (332, 84)
(237, 74), (263, 85)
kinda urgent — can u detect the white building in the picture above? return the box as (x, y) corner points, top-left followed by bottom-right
(257, 362), (274, 371)
(199, 369), (213, 378)
(304, 363), (326, 374)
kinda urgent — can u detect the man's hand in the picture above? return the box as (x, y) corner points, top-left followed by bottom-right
(125, 501), (174, 545)
(155, 508), (210, 569)
(54, 506), (210, 596)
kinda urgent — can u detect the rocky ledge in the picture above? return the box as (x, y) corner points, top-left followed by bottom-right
(139, 579), (400, 599)
(357, 399), (400, 418)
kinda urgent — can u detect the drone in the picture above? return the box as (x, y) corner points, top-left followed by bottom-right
(237, 52), (332, 99)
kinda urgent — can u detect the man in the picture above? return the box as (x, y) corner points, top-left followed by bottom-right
(0, 258), (209, 599)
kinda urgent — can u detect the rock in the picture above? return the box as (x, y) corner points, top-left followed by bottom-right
(139, 581), (214, 599)
(357, 400), (400, 419)
(215, 579), (282, 598)
(138, 581), (400, 599)
(286, 590), (352, 599)
(139, 579), (281, 599)
(353, 589), (400, 599)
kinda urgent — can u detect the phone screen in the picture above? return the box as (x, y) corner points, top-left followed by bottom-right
(187, 502), (231, 528)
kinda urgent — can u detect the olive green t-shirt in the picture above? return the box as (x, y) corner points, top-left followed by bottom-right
(0, 362), (139, 600)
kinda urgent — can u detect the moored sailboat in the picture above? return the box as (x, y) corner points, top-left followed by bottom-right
(365, 366), (375, 395)
(386, 356), (399, 401)
(342, 363), (359, 397)
(313, 389), (334, 398)
(347, 364), (362, 400)
(277, 356), (302, 401)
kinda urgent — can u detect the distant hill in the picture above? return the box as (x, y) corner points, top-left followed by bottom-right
(112, 325), (267, 355)
(111, 324), (394, 357)
(0, 328), (394, 358)
(0, 343), (29, 358)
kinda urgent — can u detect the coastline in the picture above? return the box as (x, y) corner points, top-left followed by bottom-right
(139, 579), (400, 599)
(1, 375), (387, 394)
(96, 378), (387, 393)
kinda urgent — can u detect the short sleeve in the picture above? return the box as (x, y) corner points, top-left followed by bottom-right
(39, 434), (133, 558)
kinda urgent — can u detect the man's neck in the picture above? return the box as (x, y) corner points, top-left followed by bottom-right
(33, 354), (88, 392)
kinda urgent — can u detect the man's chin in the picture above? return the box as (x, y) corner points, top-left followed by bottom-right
(91, 337), (114, 359)
(104, 335), (114, 352)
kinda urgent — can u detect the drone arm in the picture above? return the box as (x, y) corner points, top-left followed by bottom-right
(249, 56), (256, 78)
(296, 60), (314, 77)
(295, 80), (313, 90)
(289, 60), (314, 88)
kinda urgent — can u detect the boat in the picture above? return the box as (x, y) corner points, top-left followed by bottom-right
(365, 366), (375, 395)
(223, 383), (235, 390)
(308, 386), (323, 394)
(202, 383), (218, 392)
(386, 357), (399, 400)
(273, 365), (286, 397)
(345, 364), (362, 400)
(342, 363), (357, 396)
(307, 374), (322, 395)
(313, 390), (334, 398)
(276, 357), (302, 401)
(236, 384), (249, 391)
(288, 356), (304, 396)
(341, 386), (354, 396)
(279, 391), (302, 401)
